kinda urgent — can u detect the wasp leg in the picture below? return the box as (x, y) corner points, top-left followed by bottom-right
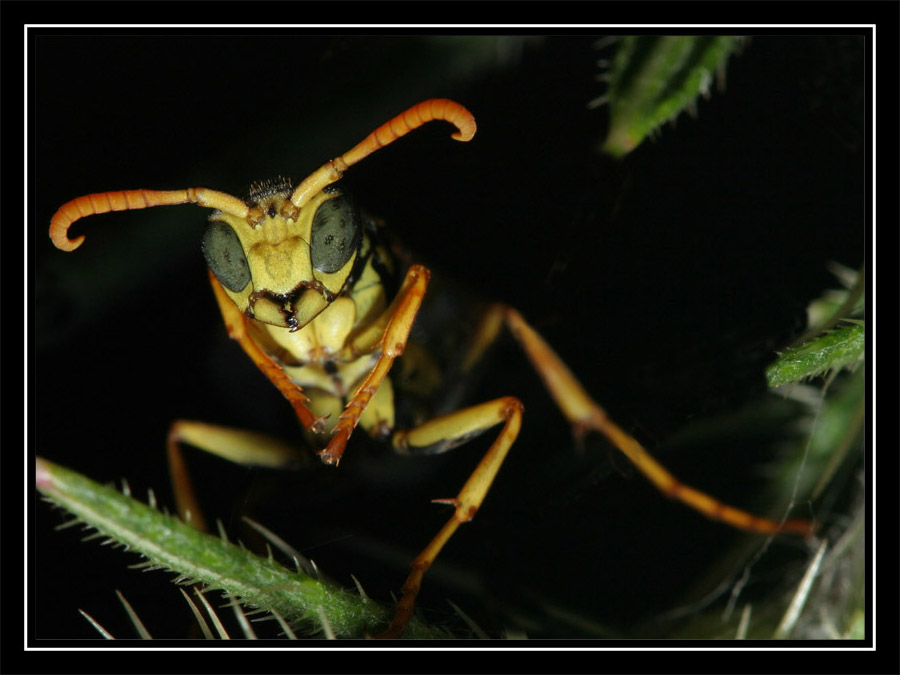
(168, 420), (304, 532)
(461, 303), (814, 537)
(209, 272), (322, 432)
(376, 396), (523, 639)
(502, 305), (815, 537)
(320, 264), (431, 466)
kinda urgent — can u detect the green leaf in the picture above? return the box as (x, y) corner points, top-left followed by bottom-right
(35, 456), (451, 639)
(766, 322), (864, 388)
(600, 36), (742, 158)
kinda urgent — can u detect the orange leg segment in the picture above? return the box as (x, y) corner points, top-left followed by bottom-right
(319, 264), (431, 465)
(208, 272), (321, 432)
(377, 396), (524, 639)
(499, 305), (815, 537)
(168, 420), (304, 532)
(167, 422), (209, 532)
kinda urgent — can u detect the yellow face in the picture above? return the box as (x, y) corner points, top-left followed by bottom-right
(202, 187), (362, 331)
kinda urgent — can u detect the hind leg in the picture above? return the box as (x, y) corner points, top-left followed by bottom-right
(461, 303), (814, 536)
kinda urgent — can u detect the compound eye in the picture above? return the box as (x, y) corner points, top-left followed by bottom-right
(310, 194), (361, 274)
(202, 221), (251, 292)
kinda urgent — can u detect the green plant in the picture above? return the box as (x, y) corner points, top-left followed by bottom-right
(594, 36), (743, 158)
(36, 456), (451, 639)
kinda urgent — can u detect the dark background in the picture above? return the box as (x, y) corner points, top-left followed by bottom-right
(32, 34), (866, 640)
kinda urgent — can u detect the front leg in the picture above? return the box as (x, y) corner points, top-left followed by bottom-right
(318, 264), (431, 465)
(209, 272), (322, 432)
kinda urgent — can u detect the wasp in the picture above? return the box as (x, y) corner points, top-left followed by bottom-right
(49, 99), (813, 638)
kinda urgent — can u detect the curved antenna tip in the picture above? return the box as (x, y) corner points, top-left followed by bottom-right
(50, 229), (84, 252)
